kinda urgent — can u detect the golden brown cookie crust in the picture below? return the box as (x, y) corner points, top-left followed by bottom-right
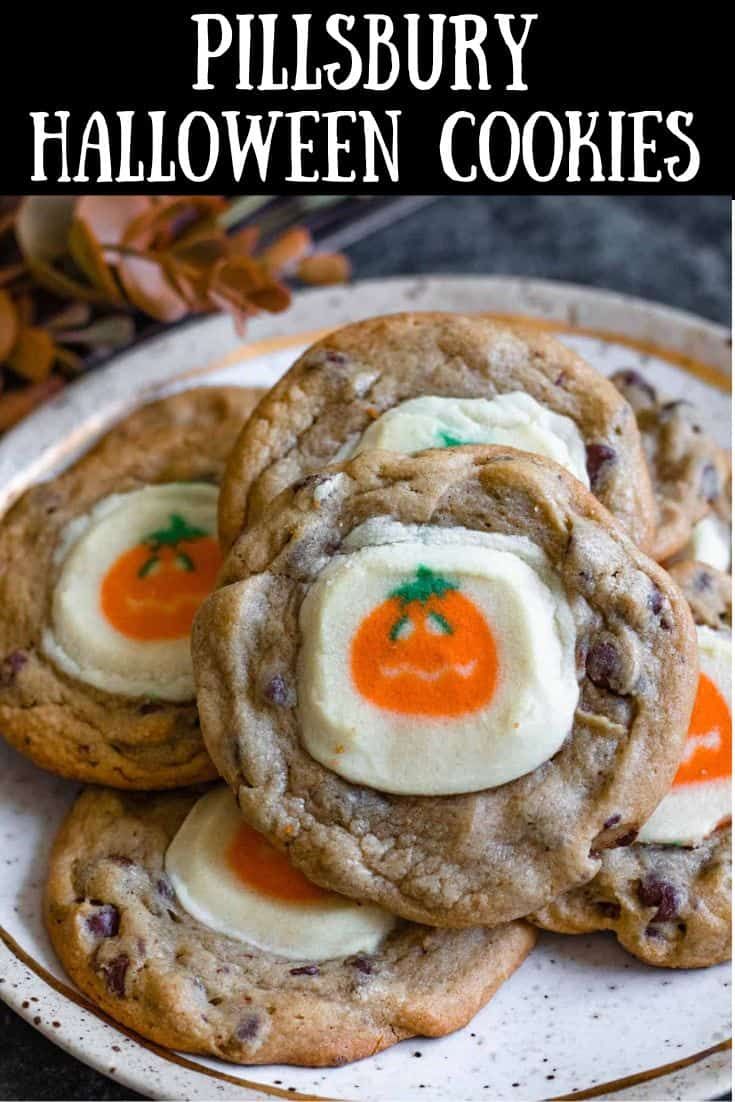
(668, 561), (732, 631)
(195, 446), (697, 928)
(531, 826), (730, 969)
(219, 313), (656, 552)
(611, 369), (730, 562)
(0, 387), (261, 789)
(45, 787), (536, 1067)
(531, 563), (731, 968)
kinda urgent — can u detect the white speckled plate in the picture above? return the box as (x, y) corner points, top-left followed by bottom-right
(0, 277), (730, 1101)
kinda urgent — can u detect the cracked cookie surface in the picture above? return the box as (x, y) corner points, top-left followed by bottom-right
(0, 387), (261, 789)
(195, 447), (697, 927)
(611, 369), (730, 561)
(45, 786), (536, 1067)
(532, 561), (731, 968)
(219, 313), (655, 552)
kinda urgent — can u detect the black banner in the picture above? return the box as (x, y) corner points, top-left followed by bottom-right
(1, 4), (729, 193)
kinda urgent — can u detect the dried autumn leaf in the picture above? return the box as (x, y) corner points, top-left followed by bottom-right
(7, 326), (56, 382)
(56, 314), (136, 349)
(45, 301), (93, 332)
(228, 225), (260, 257)
(260, 227), (312, 275)
(76, 196), (152, 254)
(208, 256), (290, 312)
(297, 252), (352, 286)
(68, 218), (124, 303)
(15, 196), (111, 304)
(52, 344), (86, 375)
(0, 263), (28, 288)
(123, 197), (226, 251)
(118, 253), (189, 323)
(0, 289), (19, 361)
(0, 375), (64, 432)
(15, 196), (75, 263)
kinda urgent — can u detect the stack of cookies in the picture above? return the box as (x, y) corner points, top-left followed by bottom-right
(0, 313), (730, 1068)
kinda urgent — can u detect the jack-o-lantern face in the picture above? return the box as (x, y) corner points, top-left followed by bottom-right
(673, 672), (731, 790)
(350, 566), (498, 716)
(100, 513), (220, 641)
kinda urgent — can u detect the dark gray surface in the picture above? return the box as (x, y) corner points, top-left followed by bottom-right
(349, 195), (731, 326)
(0, 195), (730, 1101)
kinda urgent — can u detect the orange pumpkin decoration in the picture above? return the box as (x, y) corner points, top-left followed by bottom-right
(100, 513), (220, 642)
(672, 672), (731, 789)
(227, 821), (328, 903)
(350, 566), (498, 717)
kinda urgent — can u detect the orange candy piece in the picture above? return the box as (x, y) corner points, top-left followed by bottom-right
(351, 567), (498, 717)
(101, 534), (220, 642)
(226, 821), (328, 903)
(673, 672), (731, 789)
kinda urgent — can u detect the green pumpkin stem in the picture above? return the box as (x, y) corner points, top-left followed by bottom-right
(390, 565), (458, 606)
(437, 430), (465, 448)
(144, 513), (208, 551)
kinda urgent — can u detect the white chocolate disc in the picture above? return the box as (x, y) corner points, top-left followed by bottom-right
(298, 522), (578, 796)
(165, 786), (395, 960)
(352, 393), (590, 487)
(685, 513), (731, 573)
(638, 625), (731, 846)
(42, 484), (219, 702)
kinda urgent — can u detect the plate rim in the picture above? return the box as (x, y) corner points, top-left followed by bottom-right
(0, 273), (731, 1101)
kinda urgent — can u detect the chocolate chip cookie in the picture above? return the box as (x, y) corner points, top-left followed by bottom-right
(45, 786), (536, 1067)
(0, 387), (261, 789)
(219, 314), (655, 552)
(194, 446), (697, 928)
(611, 369), (730, 562)
(532, 562), (731, 968)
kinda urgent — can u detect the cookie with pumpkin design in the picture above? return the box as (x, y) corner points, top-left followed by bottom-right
(193, 445), (697, 928)
(532, 561), (731, 968)
(611, 369), (730, 563)
(0, 386), (262, 788)
(218, 312), (656, 553)
(45, 784), (536, 1066)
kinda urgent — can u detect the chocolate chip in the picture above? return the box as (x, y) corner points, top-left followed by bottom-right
(263, 674), (291, 707)
(604, 814), (621, 829)
(700, 463), (720, 502)
(324, 350), (347, 366)
(109, 855), (133, 867)
(235, 1013), (260, 1041)
(0, 650), (27, 686)
(101, 954), (129, 997)
(554, 371), (568, 387)
(345, 954), (373, 974)
(616, 370), (657, 401)
(694, 569), (713, 592)
(586, 640), (620, 691)
(644, 924), (665, 939)
(157, 877), (174, 901)
(637, 876), (680, 921)
(596, 900), (621, 920)
(648, 586), (664, 615)
(613, 829), (638, 847)
(85, 905), (120, 938)
(289, 964), (319, 976)
(585, 444), (617, 488)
